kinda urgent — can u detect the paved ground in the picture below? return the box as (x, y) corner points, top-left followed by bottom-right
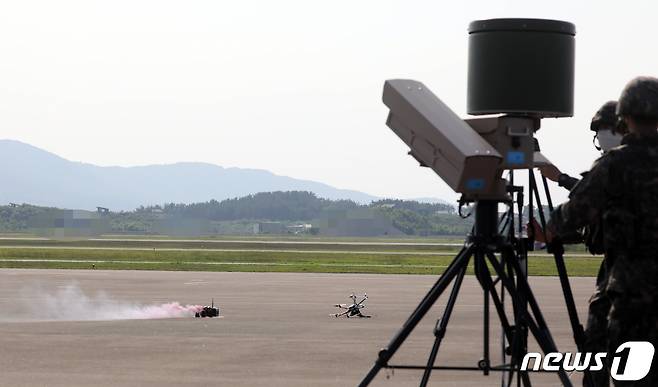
(0, 269), (595, 386)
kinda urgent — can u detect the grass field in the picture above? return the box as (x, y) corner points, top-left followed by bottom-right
(0, 235), (603, 276)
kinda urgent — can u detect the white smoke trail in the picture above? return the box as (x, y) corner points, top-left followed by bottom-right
(10, 283), (206, 321)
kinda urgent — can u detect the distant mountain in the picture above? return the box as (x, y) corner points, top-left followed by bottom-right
(0, 140), (382, 211)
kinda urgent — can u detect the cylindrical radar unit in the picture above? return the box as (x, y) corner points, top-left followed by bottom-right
(467, 18), (576, 117)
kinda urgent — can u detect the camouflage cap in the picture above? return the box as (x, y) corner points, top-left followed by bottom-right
(590, 100), (618, 131)
(617, 76), (658, 119)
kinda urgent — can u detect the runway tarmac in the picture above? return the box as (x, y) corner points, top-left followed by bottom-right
(0, 269), (595, 386)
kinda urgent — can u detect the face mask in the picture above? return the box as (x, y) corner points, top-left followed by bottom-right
(596, 129), (623, 152)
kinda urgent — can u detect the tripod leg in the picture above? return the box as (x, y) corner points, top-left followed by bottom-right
(483, 271), (490, 376)
(552, 247), (587, 349)
(490, 250), (556, 347)
(553, 247), (594, 387)
(540, 174), (554, 211)
(475, 254), (525, 387)
(410, 245), (468, 311)
(520, 370), (532, 387)
(474, 256), (514, 344)
(534, 173), (592, 386)
(531, 174), (586, 347)
(419, 262), (469, 387)
(359, 244), (475, 387)
(486, 251), (573, 387)
(531, 174), (586, 349)
(505, 250), (530, 387)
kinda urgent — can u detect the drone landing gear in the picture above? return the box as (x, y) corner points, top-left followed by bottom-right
(333, 313), (371, 318)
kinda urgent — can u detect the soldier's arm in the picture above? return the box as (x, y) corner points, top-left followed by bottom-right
(548, 157), (612, 237)
(539, 165), (580, 191)
(557, 173), (580, 191)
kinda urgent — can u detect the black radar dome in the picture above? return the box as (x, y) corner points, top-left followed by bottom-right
(467, 18), (576, 117)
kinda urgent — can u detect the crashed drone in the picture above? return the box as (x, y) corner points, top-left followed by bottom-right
(333, 293), (370, 318)
(195, 299), (220, 318)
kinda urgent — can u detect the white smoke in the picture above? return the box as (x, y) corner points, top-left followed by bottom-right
(9, 283), (206, 321)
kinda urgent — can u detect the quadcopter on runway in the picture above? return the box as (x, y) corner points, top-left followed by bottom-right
(332, 293), (370, 318)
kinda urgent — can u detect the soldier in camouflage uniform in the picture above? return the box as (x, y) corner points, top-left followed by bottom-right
(548, 76), (658, 386)
(536, 101), (624, 387)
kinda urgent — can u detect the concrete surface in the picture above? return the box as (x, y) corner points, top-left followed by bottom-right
(0, 269), (596, 386)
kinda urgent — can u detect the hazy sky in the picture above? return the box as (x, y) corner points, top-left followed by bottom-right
(0, 0), (656, 204)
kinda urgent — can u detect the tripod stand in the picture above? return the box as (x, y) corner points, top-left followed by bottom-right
(359, 171), (588, 387)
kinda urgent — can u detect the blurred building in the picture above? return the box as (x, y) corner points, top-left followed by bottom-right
(253, 221), (287, 234)
(315, 209), (403, 237)
(29, 209), (110, 237)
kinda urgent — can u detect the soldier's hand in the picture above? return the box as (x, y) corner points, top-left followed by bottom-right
(528, 218), (555, 244)
(538, 164), (561, 182)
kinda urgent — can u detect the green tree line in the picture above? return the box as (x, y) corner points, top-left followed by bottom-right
(0, 192), (472, 236)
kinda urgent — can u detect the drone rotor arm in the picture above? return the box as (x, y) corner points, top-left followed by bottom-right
(335, 310), (350, 317)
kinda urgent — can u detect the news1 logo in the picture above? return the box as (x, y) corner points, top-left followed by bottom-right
(521, 341), (655, 381)
(610, 342), (654, 381)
